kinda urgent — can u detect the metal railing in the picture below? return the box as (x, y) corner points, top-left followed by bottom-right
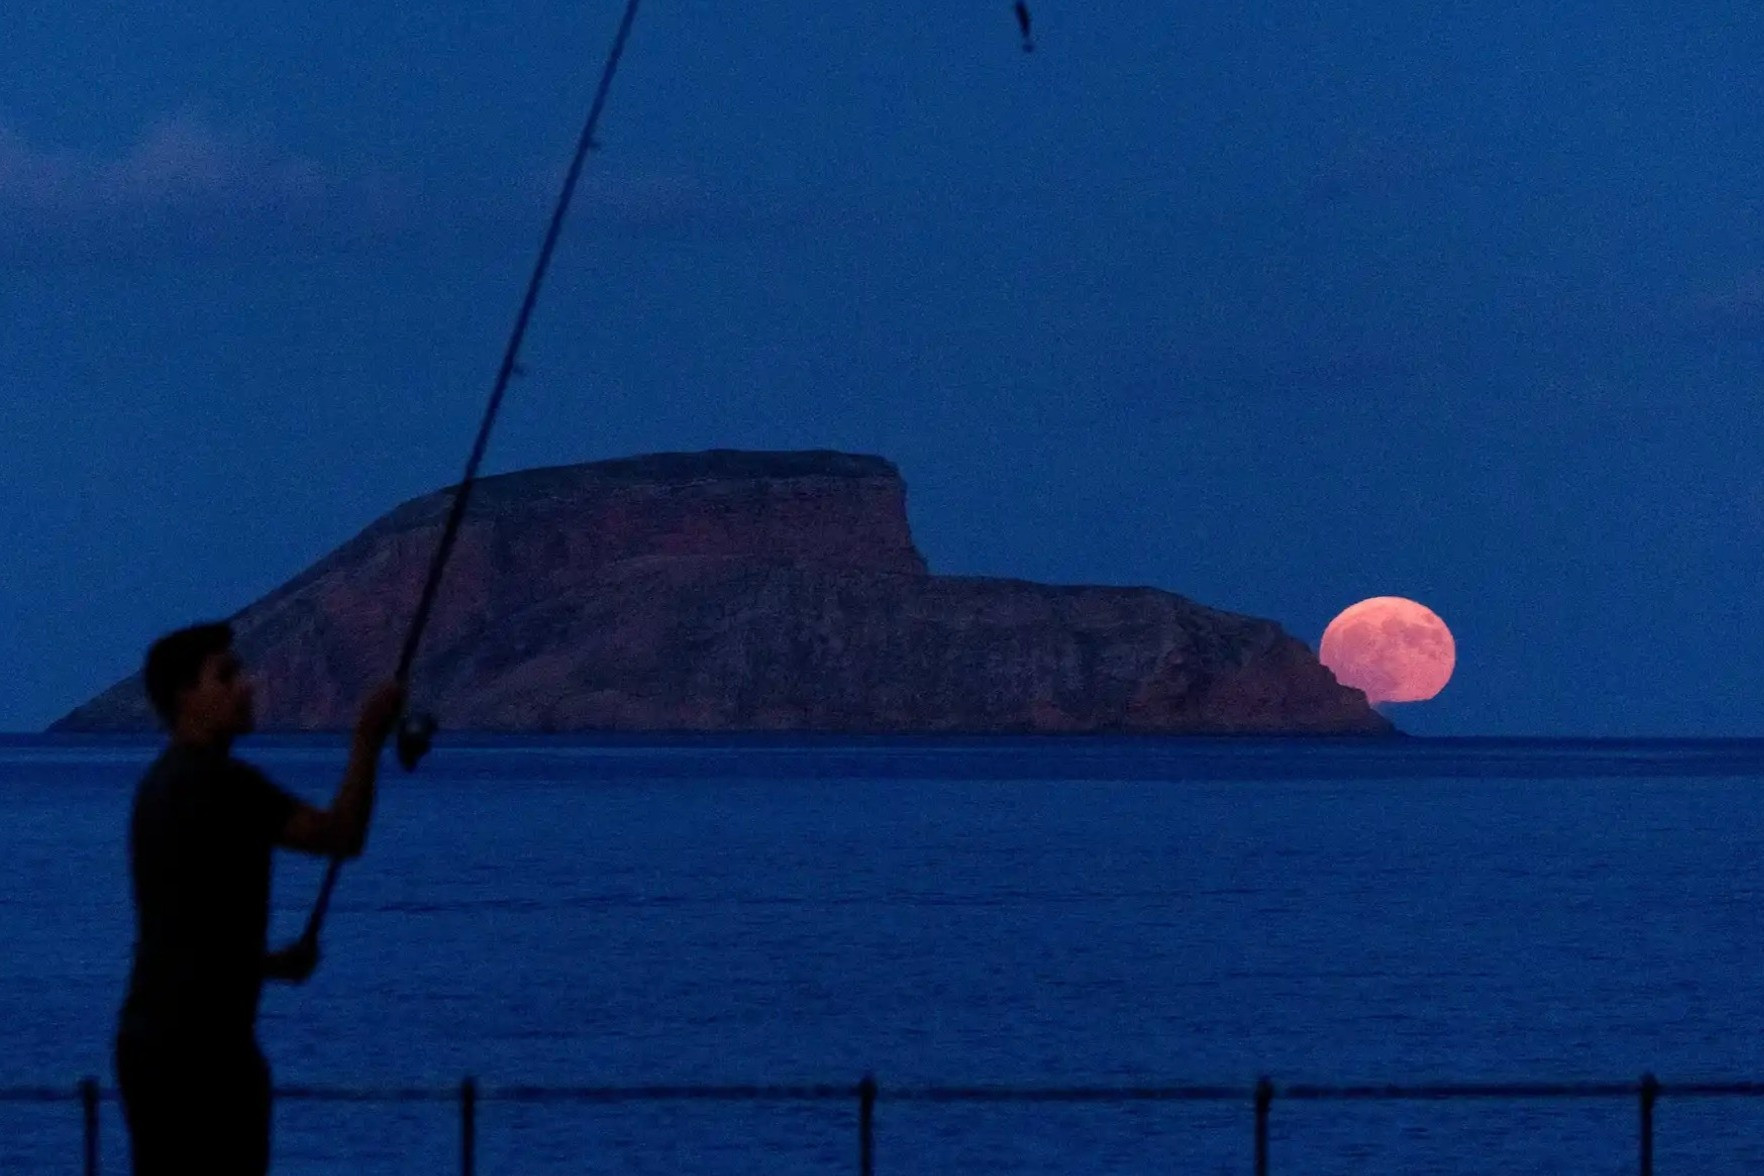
(10, 1071), (1762, 1174)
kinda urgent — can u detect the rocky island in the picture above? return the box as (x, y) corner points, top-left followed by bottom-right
(53, 450), (1391, 734)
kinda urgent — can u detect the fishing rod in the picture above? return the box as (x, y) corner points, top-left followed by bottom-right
(298, 0), (645, 950)
(296, 0), (1039, 951)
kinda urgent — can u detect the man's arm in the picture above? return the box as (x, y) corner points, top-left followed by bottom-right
(277, 682), (405, 858)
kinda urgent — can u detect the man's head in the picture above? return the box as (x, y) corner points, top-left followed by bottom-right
(144, 622), (256, 742)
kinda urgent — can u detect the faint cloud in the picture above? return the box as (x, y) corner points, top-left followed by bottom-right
(0, 117), (319, 213)
(0, 116), (404, 264)
(0, 117), (743, 266)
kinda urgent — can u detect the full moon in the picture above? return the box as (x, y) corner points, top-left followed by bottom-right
(1318, 597), (1455, 705)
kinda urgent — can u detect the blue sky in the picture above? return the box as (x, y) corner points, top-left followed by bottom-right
(5, 1), (1764, 735)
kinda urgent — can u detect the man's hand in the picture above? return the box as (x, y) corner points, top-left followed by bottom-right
(355, 681), (407, 748)
(278, 683), (402, 858)
(264, 935), (320, 984)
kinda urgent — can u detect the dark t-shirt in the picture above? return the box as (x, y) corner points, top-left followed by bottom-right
(118, 745), (299, 1045)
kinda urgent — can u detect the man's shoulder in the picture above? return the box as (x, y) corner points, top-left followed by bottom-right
(140, 745), (272, 799)
(133, 746), (293, 840)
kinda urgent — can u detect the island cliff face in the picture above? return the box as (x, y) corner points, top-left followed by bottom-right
(52, 450), (1391, 734)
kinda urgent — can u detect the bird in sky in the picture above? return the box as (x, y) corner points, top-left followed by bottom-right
(1014, 1), (1035, 52)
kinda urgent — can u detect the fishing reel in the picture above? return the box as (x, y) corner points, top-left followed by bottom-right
(396, 711), (439, 772)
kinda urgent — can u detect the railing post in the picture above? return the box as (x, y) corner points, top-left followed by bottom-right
(1638, 1072), (1657, 1176)
(1254, 1077), (1273, 1176)
(461, 1076), (477, 1176)
(858, 1072), (877, 1176)
(80, 1076), (99, 1176)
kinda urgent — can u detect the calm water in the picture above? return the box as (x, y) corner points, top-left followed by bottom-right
(7, 735), (1764, 1173)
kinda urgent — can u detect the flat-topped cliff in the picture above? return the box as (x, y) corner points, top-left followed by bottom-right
(52, 450), (1390, 735)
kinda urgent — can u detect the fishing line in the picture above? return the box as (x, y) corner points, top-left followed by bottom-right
(300, 0), (645, 949)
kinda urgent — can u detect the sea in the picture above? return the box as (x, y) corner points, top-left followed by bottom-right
(7, 735), (1764, 1174)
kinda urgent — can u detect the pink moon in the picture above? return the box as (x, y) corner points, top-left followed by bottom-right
(1318, 597), (1455, 705)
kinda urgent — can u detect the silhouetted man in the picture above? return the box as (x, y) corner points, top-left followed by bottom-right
(114, 622), (404, 1174)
